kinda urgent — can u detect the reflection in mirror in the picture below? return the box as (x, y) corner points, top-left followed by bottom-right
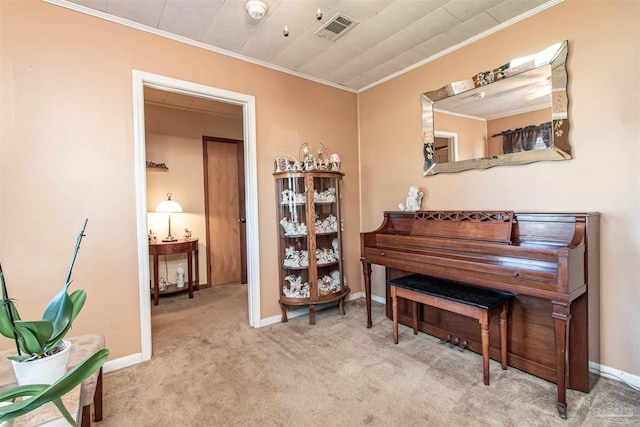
(422, 41), (569, 175)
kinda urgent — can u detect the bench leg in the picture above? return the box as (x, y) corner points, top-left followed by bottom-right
(500, 304), (508, 370)
(391, 286), (399, 344)
(480, 312), (490, 385)
(95, 367), (103, 422)
(412, 301), (419, 334)
(81, 405), (90, 427)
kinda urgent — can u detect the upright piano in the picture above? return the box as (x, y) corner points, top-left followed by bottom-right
(360, 211), (600, 418)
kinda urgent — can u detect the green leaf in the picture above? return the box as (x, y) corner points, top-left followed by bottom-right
(13, 321), (53, 355)
(41, 282), (74, 340)
(68, 289), (86, 323)
(0, 349), (110, 425)
(44, 289), (86, 353)
(0, 298), (20, 340)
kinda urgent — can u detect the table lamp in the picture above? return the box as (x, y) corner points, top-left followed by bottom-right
(155, 193), (183, 242)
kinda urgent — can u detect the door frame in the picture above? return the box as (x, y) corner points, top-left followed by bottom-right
(132, 70), (261, 362)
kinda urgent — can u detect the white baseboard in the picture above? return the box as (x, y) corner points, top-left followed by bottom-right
(371, 294), (385, 304)
(258, 291), (365, 327)
(103, 352), (143, 374)
(591, 361), (640, 390)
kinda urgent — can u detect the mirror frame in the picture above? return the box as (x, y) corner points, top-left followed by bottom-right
(421, 41), (570, 175)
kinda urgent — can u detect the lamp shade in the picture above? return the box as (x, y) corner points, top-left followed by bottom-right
(155, 193), (183, 242)
(155, 193), (183, 213)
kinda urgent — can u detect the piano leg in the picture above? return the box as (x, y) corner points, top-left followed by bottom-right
(362, 262), (373, 328)
(552, 301), (571, 419)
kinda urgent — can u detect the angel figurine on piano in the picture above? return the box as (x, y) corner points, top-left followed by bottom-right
(398, 185), (424, 212)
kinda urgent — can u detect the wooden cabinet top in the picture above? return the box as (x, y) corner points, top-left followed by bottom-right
(149, 238), (198, 254)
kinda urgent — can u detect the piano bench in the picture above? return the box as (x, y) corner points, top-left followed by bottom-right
(387, 274), (514, 386)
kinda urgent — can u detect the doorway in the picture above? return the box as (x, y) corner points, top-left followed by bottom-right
(133, 71), (261, 362)
(434, 131), (458, 163)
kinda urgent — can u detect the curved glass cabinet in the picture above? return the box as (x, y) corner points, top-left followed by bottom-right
(274, 170), (349, 325)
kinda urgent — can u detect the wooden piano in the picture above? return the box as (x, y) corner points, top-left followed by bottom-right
(360, 211), (600, 418)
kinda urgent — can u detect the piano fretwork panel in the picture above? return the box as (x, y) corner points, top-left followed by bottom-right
(361, 211), (600, 418)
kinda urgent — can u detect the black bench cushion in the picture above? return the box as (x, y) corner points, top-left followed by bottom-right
(387, 274), (513, 310)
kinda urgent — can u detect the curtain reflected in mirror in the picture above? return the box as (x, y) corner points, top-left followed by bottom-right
(422, 41), (570, 175)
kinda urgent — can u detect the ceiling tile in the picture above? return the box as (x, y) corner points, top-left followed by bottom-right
(445, 12), (500, 43)
(442, 0), (504, 21)
(405, 7), (461, 41)
(157, 0), (222, 40)
(412, 32), (459, 58)
(487, 0), (551, 22)
(60, 0), (555, 91)
(106, 0), (165, 28)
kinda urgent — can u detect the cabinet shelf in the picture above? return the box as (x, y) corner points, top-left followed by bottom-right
(275, 170), (348, 325)
(317, 261), (339, 267)
(282, 265), (309, 270)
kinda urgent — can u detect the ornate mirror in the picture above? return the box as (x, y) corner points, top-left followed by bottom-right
(422, 41), (569, 175)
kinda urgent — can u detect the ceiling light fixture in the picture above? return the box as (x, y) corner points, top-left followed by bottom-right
(283, 0), (289, 37)
(316, 1), (323, 20)
(246, 0), (267, 20)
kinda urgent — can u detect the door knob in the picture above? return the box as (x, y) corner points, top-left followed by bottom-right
(239, 218), (246, 223)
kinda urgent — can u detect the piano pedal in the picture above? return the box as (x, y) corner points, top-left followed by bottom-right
(458, 340), (468, 352)
(451, 337), (459, 348)
(439, 334), (451, 345)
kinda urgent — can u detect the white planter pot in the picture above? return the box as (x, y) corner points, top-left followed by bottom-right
(11, 341), (71, 385)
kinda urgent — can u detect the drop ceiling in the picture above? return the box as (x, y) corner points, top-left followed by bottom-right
(49, 0), (560, 93)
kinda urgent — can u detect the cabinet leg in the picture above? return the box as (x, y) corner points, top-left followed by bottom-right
(309, 305), (316, 325)
(279, 301), (288, 323)
(338, 297), (346, 315)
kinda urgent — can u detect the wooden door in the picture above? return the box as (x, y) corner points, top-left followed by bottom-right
(203, 137), (246, 286)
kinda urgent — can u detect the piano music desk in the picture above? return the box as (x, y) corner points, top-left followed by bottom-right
(388, 274), (513, 386)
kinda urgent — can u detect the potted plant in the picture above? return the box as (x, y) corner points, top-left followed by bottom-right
(0, 219), (88, 385)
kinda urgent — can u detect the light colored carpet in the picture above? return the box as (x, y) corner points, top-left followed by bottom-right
(100, 284), (640, 426)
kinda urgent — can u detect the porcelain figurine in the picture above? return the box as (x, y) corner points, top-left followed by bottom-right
(176, 263), (185, 288)
(183, 228), (192, 239)
(330, 153), (341, 171)
(158, 276), (168, 292)
(398, 186), (424, 212)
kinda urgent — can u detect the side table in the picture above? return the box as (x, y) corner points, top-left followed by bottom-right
(149, 238), (199, 305)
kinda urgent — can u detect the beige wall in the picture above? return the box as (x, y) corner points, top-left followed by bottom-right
(0, 0), (359, 360)
(435, 111), (487, 160)
(1, 0), (638, 379)
(359, 0), (639, 376)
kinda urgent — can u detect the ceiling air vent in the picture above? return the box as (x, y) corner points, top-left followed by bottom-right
(314, 13), (359, 42)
